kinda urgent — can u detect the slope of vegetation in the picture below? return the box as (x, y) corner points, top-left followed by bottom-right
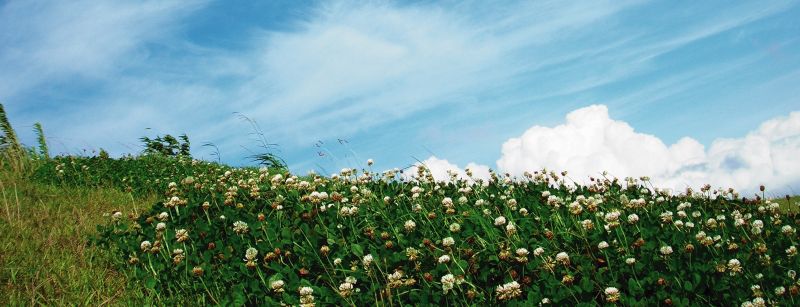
(1, 103), (799, 306)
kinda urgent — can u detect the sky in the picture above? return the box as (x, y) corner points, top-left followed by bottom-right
(3, 0), (800, 196)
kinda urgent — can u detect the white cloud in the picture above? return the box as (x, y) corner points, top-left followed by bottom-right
(497, 105), (800, 195)
(407, 156), (490, 184)
(0, 0), (208, 101)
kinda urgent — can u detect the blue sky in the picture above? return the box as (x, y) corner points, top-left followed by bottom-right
(3, 0), (800, 195)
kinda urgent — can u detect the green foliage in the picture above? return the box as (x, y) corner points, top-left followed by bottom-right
(88, 162), (800, 306)
(33, 122), (49, 159)
(140, 134), (191, 157)
(0, 103), (20, 150)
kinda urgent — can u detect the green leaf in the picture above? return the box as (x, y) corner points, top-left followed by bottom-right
(683, 281), (693, 291)
(145, 277), (156, 290)
(351, 243), (364, 257)
(232, 285), (247, 307)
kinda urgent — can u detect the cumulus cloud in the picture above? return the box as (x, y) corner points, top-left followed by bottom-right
(406, 156), (490, 184)
(496, 105), (800, 195)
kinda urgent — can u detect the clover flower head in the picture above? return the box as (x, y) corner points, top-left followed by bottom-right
(627, 214), (639, 223)
(140, 240), (152, 251)
(496, 281), (521, 300)
(339, 282), (353, 292)
(494, 216), (506, 226)
(626, 258), (636, 265)
(233, 221), (249, 234)
(333, 258), (342, 266)
(660, 246), (673, 255)
(506, 222), (516, 235)
(598, 241), (609, 250)
(533, 247), (545, 256)
(442, 237), (455, 247)
(450, 223), (461, 232)
(556, 252), (569, 264)
(404, 220), (416, 231)
(604, 287), (620, 302)
(299, 286), (313, 296)
(156, 222), (166, 231)
(438, 255), (451, 263)
(362, 254), (374, 267)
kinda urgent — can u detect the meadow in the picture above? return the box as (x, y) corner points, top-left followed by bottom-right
(1, 103), (799, 306)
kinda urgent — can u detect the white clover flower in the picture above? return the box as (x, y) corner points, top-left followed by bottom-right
(345, 276), (357, 284)
(542, 191), (551, 198)
(556, 252), (569, 264)
(449, 223), (461, 233)
(438, 255), (451, 263)
(339, 282), (353, 292)
(245, 247), (258, 261)
(387, 271), (402, 282)
(775, 286), (786, 296)
(156, 222), (166, 231)
(686, 222), (695, 229)
(728, 259), (742, 274)
(752, 298), (765, 307)
(519, 208), (528, 216)
(441, 274), (455, 288)
(627, 214), (639, 223)
(441, 197), (453, 207)
(788, 270), (796, 280)
(233, 221), (249, 234)
(674, 220), (684, 227)
(271, 280), (284, 290)
(158, 212), (169, 221)
(581, 219), (594, 231)
(367, 159), (373, 166)
(598, 241), (609, 250)
(626, 258), (636, 265)
(516, 248), (529, 257)
(506, 222), (516, 235)
(533, 247), (545, 256)
(299, 286), (313, 296)
(333, 258), (342, 266)
(604, 287), (619, 302)
(786, 246), (797, 256)
(756, 273), (763, 279)
(781, 225), (795, 235)
(692, 211), (702, 218)
(412, 204), (422, 213)
(494, 216), (506, 226)
(404, 220), (416, 231)
(696, 231), (707, 241)
(442, 237), (455, 247)
(483, 209), (491, 216)
(362, 254), (374, 267)
(660, 246), (673, 255)
(140, 240), (152, 251)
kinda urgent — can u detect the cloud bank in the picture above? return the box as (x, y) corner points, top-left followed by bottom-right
(495, 105), (800, 195)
